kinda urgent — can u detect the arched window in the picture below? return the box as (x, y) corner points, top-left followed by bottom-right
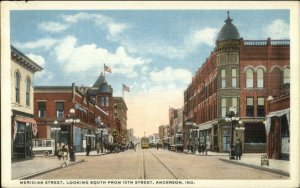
(246, 69), (253, 88)
(283, 68), (290, 84)
(15, 71), (20, 103)
(257, 68), (264, 88)
(26, 77), (31, 106)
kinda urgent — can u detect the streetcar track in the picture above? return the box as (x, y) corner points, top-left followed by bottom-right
(142, 149), (146, 179)
(143, 149), (185, 179)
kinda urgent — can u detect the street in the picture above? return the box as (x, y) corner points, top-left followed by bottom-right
(33, 148), (287, 179)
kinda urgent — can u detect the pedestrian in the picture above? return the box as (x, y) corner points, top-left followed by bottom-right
(86, 142), (91, 156)
(200, 142), (204, 155)
(57, 143), (62, 160)
(69, 144), (76, 161)
(96, 142), (100, 155)
(235, 139), (242, 160)
(60, 144), (69, 167)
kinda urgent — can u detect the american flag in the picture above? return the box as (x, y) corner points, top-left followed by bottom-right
(104, 64), (112, 73)
(123, 84), (130, 92)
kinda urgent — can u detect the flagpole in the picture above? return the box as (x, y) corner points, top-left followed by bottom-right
(122, 84), (124, 99)
(103, 64), (105, 78)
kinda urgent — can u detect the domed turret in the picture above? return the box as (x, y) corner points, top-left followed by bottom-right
(216, 11), (241, 42)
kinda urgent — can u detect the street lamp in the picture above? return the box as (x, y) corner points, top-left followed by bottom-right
(51, 120), (61, 155)
(65, 108), (80, 162)
(96, 116), (107, 153)
(225, 107), (240, 160)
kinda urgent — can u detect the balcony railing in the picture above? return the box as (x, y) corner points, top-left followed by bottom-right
(244, 40), (290, 46)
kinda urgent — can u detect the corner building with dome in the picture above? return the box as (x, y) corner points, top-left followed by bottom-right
(183, 12), (290, 159)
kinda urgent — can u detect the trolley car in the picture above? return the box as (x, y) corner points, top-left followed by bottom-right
(141, 137), (149, 149)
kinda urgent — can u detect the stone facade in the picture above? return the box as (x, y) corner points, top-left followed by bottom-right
(11, 46), (43, 159)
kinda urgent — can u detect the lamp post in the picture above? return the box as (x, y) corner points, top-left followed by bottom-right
(65, 108), (80, 162)
(99, 122), (107, 153)
(191, 123), (198, 154)
(51, 120), (61, 155)
(95, 116), (106, 153)
(225, 107), (240, 160)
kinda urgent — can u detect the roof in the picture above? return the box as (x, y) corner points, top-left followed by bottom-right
(91, 73), (113, 94)
(216, 12), (241, 42)
(11, 45), (43, 72)
(93, 73), (106, 88)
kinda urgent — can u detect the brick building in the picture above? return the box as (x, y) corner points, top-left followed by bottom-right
(34, 73), (117, 152)
(113, 97), (128, 144)
(158, 125), (165, 145)
(11, 46), (43, 159)
(183, 12), (290, 153)
(168, 107), (178, 145)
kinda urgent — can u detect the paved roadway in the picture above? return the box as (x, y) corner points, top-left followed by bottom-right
(33, 148), (287, 179)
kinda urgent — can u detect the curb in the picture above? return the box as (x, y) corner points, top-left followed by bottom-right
(75, 152), (110, 157)
(219, 158), (290, 177)
(16, 159), (85, 180)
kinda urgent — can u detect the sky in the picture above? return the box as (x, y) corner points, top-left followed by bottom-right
(10, 9), (289, 137)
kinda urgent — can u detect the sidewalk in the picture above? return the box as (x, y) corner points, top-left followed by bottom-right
(11, 151), (107, 180)
(75, 150), (109, 156)
(184, 150), (289, 176)
(218, 153), (290, 176)
(11, 156), (84, 180)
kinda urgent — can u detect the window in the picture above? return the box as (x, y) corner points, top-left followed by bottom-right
(246, 97), (254, 117)
(56, 102), (64, 118)
(101, 97), (105, 107)
(221, 98), (226, 118)
(26, 77), (31, 106)
(257, 97), (265, 117)
(232, 68), (237, 88)
(38, 102), (46, 117)
(246, 69), (253, 88)
(221, 69), (226, 88)
(257, 68), (264, 88)
(106, 97), (109, 107)
(284, 68), (290, 84)
(15, 71), (20, 103)
(232, 97), (238, 114)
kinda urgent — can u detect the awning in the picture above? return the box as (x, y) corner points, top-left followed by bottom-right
(265, 108), (290, 135)
(197, 120), (217, 131)
(84, 134), (95, 138)
(14, 116), (38, 138)
(267, 108), (289, 118)
(15, 116), (36, 124)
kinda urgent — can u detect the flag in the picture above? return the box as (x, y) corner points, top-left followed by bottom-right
(123, 84), (130, 92)
(104, 64), (112, 73)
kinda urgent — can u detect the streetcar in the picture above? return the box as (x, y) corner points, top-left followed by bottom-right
(141, 137), (149, 149)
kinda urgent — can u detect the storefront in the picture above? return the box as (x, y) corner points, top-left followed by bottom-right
(243, 122), (266, 153)
(198, 120), (215, 151)
(266, 109), (290, 160)
(12, 115), (37, 160)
